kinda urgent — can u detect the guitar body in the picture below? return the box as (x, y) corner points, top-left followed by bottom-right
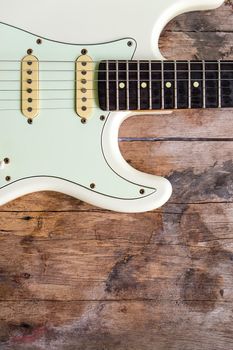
(0, 0), (224, 212)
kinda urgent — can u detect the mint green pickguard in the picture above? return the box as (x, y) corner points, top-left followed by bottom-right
(0, 23), (155, 200)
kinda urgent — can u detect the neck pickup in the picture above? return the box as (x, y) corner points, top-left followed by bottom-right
(98, 60), (233, 111)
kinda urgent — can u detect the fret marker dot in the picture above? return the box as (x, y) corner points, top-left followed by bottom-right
(141, 82), (147, 89)
(166, 82), (172, 89)
(193, 81), (199, 88)
(119, 82), (125, 89)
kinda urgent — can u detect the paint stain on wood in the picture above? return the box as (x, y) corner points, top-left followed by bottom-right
(181, 268), (222, 312)
(105, 255), (136, 294)
(168, 160), (233, 202)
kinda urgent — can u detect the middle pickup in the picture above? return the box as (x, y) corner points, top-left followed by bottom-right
(21, 55), (39, 119)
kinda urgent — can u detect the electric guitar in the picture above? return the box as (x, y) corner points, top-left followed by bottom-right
(0, 0), (226, 212)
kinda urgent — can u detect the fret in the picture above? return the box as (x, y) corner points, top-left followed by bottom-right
(116, 60), (119, 110)
(137, 61), (141, 110)
(205, 61), (218, 108)
(149, 60), (152, 110)
(202, 60), (206, 108)
(218, 60), (221, 108)
(139, 61), (150, 110)
(126, 60), (129, 110)
(128, 61), (138, 110)
(97, 60), (107, 111)
(164, 61), (174, 109)
(151, 61), (162, 109)
(191, 61), (203, 108)
(174, 60), (177, 109)
(118, 61), (127, 110)
(188, 61), (191, 109)
(221, 61), (233, 108)
(177, 61), (189, 109)
(161, 60), (165, 109)
(106, 60), (109, 111)
(108, 61), (117, 111)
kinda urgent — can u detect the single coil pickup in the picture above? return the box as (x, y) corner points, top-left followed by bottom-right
(76, 54), (93, 119)
(21, 55), (39, 119)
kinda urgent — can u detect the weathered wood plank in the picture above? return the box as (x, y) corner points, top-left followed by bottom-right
(163, 2), (233, 33)
(0, 300), (233, 350)
(120, 109), (233, 139)
(160, 31), (233, 60)
(0, 203), (233, 348)
(0, 203), (232, 303)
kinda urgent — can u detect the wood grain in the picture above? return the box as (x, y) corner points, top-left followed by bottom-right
(1, 2), (233, 350)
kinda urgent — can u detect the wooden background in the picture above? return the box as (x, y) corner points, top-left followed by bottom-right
(1, 2), (233, 349)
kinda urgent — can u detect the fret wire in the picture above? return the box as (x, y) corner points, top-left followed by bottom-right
(116, 60), (119, 111)
(161, 61), (164, 109)
(203, 60), (206, 109)
(174, 60), (178, 109)
(149, 61), (152, 110)
(126, 60), (130, 110)
(218, 60), (222, 108)
(137, 61), (140, 110)
(188, 61), (191, 109)
(106, 60), (109, 111)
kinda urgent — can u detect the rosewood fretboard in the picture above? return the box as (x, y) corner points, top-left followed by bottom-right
(98, 60), (233, 111)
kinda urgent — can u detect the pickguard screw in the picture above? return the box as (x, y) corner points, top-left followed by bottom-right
(4, 158), (10, 164)
(27, 118), (33, 124)
(81, 118), (87, 124)
(127, 41), (133, 47)
(27, 49), (33, 55)
(36, 38), (42, 44)
(140, 189), (145, 195)
(90, 183), (95, 189)
(81, 48), (87, 55)
(5, 176), (11, 182)
(100, 115), (105, 121)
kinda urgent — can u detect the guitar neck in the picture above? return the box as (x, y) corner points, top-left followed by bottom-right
(98, 60), (233, 111)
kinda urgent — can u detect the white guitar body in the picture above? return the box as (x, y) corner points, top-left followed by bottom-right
(0, 0), (224, 212)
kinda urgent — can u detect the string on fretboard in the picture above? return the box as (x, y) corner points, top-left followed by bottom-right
(98, 60), (233, 111)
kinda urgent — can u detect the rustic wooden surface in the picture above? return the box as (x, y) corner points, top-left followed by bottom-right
(1, 2), (233, 349)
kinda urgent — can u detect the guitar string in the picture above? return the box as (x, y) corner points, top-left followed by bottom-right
(0, 105), (228, 111)
(0, 78), (232, 82)
(0, 59), (233, 64)
(0, 68), (233, 73)
(0, 78), (231, 91)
